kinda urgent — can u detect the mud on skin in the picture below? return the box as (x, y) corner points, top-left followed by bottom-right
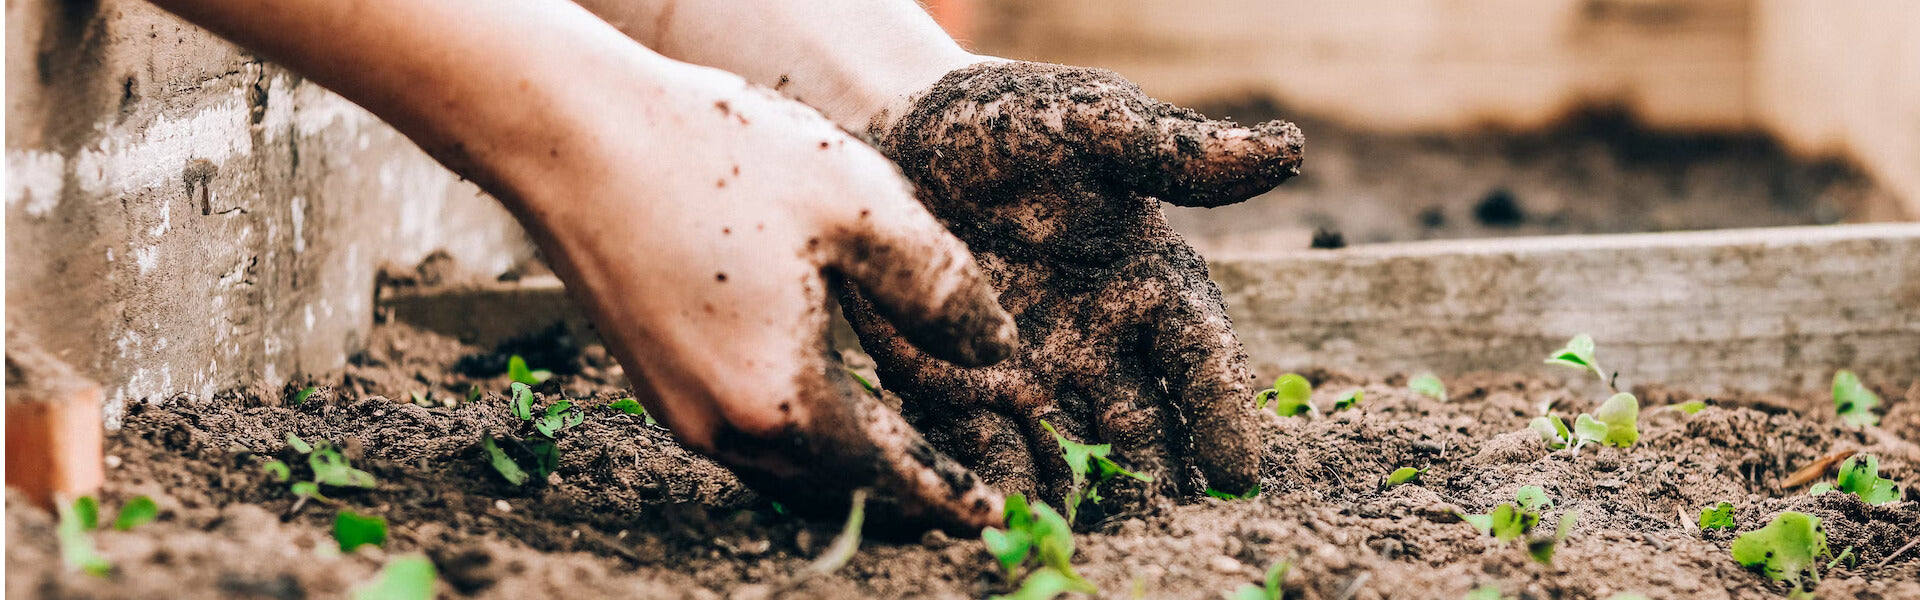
(843, 61), (1305, 508)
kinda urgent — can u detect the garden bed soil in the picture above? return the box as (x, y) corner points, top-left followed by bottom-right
(9, 323), (1919, 599)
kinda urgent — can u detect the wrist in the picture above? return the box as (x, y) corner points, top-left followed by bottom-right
(845, 52), (1001, 137)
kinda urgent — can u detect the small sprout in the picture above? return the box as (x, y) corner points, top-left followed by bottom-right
(1462, 487), (1552, 542)
(1832, 370), (1881, 427)
(1256, 374), (1316, 417)
(309, 442), (378, 489)
(533, 401), (584, 437)
(334, 510), (389, 552)
(508, 382), (534, 421)
(1699, 502), (1736, 530)
(1386, 467), (1424, 486)
(113, 496), (160, 530)
(408, 390), (432, 407)
(609, 397), (658, 427)
(1731, 512), (1827, 589)
(1543, 334), (1604, 383)
(1572, 393), (1639, 451)
(465, 385), (482, 405)
(982, 494), (1037, 577)
(1332, 389), (1364, 412)
(482, 435), (531, 486)
(291, 481), (325, 501)
(1042, 420), (1151, 523)
(1529, 415), (1571, 450)
(845, 368), (880, 396)
(1409, 374), (1447, 402)
(1827, 546), (1856, 570)
(1669, 400), (1708, 415)
(983, 494), (1095, 595)
(1205, 484), (1261, 500)
(1464, 585), (1505, 600)
(525, 439), (560, 479)
(803, 489), (868, 577)
(352, 554), (437, 600)
(994, 567), (1095, 600)
(1231, 560), (1290, 600)
(1807, 482), (1834, 495)
(57, 496), (111, 577)
(1832, 454), (1903, 504)
(506, 355), (552, 386)
(1525, 510), (1578, 563)
(1514, 486), (1553, 511)
(286, 432), (313, 454)
(293, 386), (318, 406)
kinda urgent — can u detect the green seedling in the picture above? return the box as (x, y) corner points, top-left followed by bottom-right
(1231, 560), (1291, 600)
(995, 567), (1093, 600)
(482, 435), (531, 486)
(293, 386), (318, 406)
(1731, 511), (1827, 590)
(1204, 484), (1261, 500)
(1462, 486), (1551, 542)
(1826, 454), (1903, 504)
(845, 368), (880, 395)
(506, 355), (552, 386)
(1464, 586), (1505, 600)
(466, 385), (482, 405)
(1041, 420), (1151, 523)
(533, 401), (584, 437)
(1525, 510), (1578, 563)
(113, 496), (160, 531)
(310, 441), (378, 489)
(1571, 393), (1639, 452)
(981, 494), (1096, 596)
(1332, 389), (1364, 412)
(1256, 374), (1316, 417)
(1699, 502), (1736, 530)
(353, 554), (437, 600)
(509, 383), (535, 420)
(335, 510), (389, 552)
(1831, 370), (1881, 427)
(1530, 415), (1571, 450)
(1827, 546), (1856, 570)
(263, 459), (290, 481)
(57, 495), (111, 577)
(1668, 400), (1708, 415)
(1386, 467), (1424, 486)
(287, 432), (313, 454)
(609, 397), (659, 426)
(1544, 334), (1606, 385)
(803, 489), (868, 577)
(1409, 374), (1448, 402)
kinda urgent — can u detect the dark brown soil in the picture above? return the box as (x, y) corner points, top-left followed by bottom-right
(1165, 102), (1904, 255)
(9, 323), (1919, 599)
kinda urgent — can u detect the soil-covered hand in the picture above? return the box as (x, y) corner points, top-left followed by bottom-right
(846, 61), (1305, 508)
(513, 59), (1023, 531)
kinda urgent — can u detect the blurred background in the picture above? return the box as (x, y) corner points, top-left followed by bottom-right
(931, 0), (1919, 254)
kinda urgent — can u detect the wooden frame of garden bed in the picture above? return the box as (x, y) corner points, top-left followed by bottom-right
(380, 223), (1920, 394)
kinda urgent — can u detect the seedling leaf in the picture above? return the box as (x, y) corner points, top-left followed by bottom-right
(1387, 467), (1424, 486)
(1487, 504), (1529, 541)
(291, 481), (324, 501)
(335, 511), (389, 552)
(294, 386), (318, 406)
(803, 488), (868, 576)
(526, 438), (561, 480)
(982, 527), (1033, 578)
(353, 554), (437, 600)
(1464, 585), (1504, 600)
(286, 432), (313, 454)
(1833, 454), (1903, 504)
(1233, 560), (1291, 600)
(1699, 502), (1735, 530)
(506, 355), (552, 386)
(263, 460), (291, 481)
(309, 443), (378, 488)
(113, 496), (160, 530)
(1593, 393), (1641, 447)
(1526, 510), (1578, 563)
(56, 496), (111, 576)
(995, 566), (1096, 600)
(1514, 486), (1553, 511)
(1731, 512), (1826, 588)
(1042, 420), (1149, 523)
(482, 436), (530, 486)
(1205, 483), (1261, 500)
(1260, 374), (1315, 417)
(1530, 415), (1570, 449)
(845, 368), (880, 395)
(509, 382), (534, 421)
(1832, 370), (1881, 427)
(534, 401), (584, 437)
(1671, 400), (1708, 415)
(465, 385), (482, 405)
(1807, 482), (1833, 495)
(1572, 414), (1607, 451)
(1544, 334), (1603, 381)
(1410, 374), (1448, 402)
(1332, 389), (1364, 412)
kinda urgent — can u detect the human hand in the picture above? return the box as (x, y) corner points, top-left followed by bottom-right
(517, 59), (1022, 531)
(845, 60), (1305, 510)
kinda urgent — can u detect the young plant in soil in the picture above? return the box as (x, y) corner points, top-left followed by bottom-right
(1806, 454), (1903, 504)
(1698, 502), (1736, 530)
(1256, 373), (1316, 417)
(55, 494), (158, 577)
(483, 382), (583, 486)
(1231, 560), (1291, 600)
(1409, 374), (1447, 402)
(608, 397), (659, 427)
(506, 355), (553, 386)
(1731, 511), (1828, 593)
(980, 494), (1097, 599)
(353, 554), (437, 600)
(335, 510), (390, 552)
(1386, 467), (1424, 487)
(1532, 393), (1639, 453)
(1831, 370), (1882, 427)
(1332, 389), (1364, 412)
(1544, 334), (1614, 389)
(267, 433), (378, 516)
(1041, 420), (1151, 524)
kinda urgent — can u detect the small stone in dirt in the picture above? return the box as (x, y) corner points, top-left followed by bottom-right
(1473, 187), (1526, 226)
(104, 455), (122, 469)
(921, 529), (950, 547)
(1209, 555), (1244, 574)
(494, 499), (511, 513)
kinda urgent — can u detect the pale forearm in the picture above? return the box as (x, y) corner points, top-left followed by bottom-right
(574, 0), (985, 130)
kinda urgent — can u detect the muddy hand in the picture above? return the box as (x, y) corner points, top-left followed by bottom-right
(843, 61), (1304, 506)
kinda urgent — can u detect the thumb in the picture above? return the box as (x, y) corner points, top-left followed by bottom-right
(825, 203), (1017, 367)
(1119, 114), (1306, 208)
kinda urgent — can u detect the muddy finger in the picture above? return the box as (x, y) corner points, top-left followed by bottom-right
(1145, 288), (1262, 495)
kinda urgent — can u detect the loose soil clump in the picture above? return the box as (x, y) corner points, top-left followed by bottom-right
(9, 324), (1918, 599)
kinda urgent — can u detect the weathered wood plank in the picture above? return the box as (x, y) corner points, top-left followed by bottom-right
(1214, 224), (1920, 392)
